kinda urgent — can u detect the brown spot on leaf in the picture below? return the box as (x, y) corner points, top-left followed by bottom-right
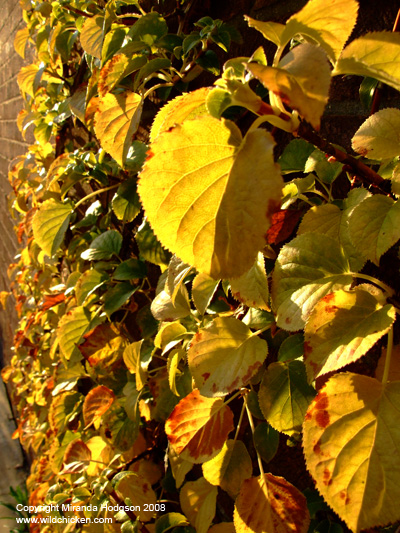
(304, 341), (312, 356)
(202, 372), (210, 381)
(323, 468), (332, 486)
(323, 293), (335, 303)
(315, 411), (330, 428)
(285, 317), (292, 324)
(146, 150), (154, 161)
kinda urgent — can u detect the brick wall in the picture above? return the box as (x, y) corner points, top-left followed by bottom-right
(0, 0), (27, 366)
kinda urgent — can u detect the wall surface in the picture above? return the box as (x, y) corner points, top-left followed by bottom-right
(0, 1), (29, 529)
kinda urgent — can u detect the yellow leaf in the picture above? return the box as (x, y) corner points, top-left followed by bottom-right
(62, 439), (91, 474)
(334, 32), (400, 92)
(115, 472), (157, 522)
(14, 27), (30, 59)
(245, 17), (285, 47)
(123, 340), (148, 390)
(168, 444), (193, 488)
(352, 108), (400, 160)
(234, 475), (310, 533)
(165, 389), (234, 463)
(86, 436), (112, 477)
(283, 0), (359, 62)
(94, 90), (143, 167)
(150, 87), (211, 142)
(99, 53), (147, 97)
(180, 477), (218, 533)
(32, 199), (73, 256)
(80, 15), (104, 59)
(192, 273), (219, 315)
(202, 440), (252, 498)
(230, 252), (270, 311)
(139, 116), (283, 279)
(304, 286), (395, 381)
(303, 373), (400, 531)
(248, 43), (331, 130)
(17, 64), (40, 97)
(188, 317), (268, 397)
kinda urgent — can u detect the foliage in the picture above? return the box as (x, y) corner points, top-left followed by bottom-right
(3, 0), (400, 532)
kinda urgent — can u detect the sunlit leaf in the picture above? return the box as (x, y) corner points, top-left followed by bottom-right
(62, 439), (91, 474)
(245, 17), (285, 47)
(202, 440), (252, 498)
(271, 233), (352, 331)
(188, 317), (268, 397)
(80, 15), (104, 59)
(348, 195), (400, 265)
(139, 116), (283, 279)
(180, 477), (217, 533)
(154, 321), (187, 352)
(230, 252), (269, 310)
(123, 340), (151, 390)
(14, 27), (30, 59)
(57, 306), (92, 361)
(259, 360), (315, 436)
(114, 472), (157, 521)
(282, 0), (359, 62)
(94, 90), (143, 167)
(99, 54), (147, 97)
(352, 108), (400, 160)
(192, 273), (219, 315)
(150, 88), (210, 142)
(165, 389), (234, 463)
(248, 44), (330, 130)
(334, 32), (400, 91)
(86, 436), (112, 477)
(32, 199), (73, 256)
(83, 385), (115, 428)
(155, 513), (189, 533)
(17, 64), (40, 97)
(234, 475), (310, 533)
(303, 373), (400, 532)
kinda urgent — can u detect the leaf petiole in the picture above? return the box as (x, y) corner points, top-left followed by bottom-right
(382, 325), (394, 385)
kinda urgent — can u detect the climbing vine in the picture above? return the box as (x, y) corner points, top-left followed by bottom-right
(3, 0), (400, 532)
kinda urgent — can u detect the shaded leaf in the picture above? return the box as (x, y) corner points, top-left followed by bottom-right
(192, 273), (219, 315)
(80, 15), (104, 59)
(81, 230), (123, 261)
(62, 439), (91, 474)
(104, 282), (138, 317)
(259, 360), (316, 436)
(114, 258), (147, 280)
(271, 233), (352, 331)
(254, 422), (279, 463)
(139, 116), (283, 279)
(165, 389), (234, 463)
(115, 472), (157, 522)
(75, 269), (108, 305)
(112, 178), (141, 222)
(303, 373), (400, 532)
(155, 513), (189, 533)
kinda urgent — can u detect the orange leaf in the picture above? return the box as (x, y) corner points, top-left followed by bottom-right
(165, 390), (234, 464)
(234, 475), (310, 533)
(41, 293), (66, 311)
(83, 385), (115, 428)
(62, 439), (92, 473)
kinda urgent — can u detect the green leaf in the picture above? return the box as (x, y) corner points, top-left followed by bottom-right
(94, 90), (143, 167)
(304, 149), (343, 183)
(230, 252), (269, 311)
(352, 108), (400, 160)
(271, 233), (352, 331)
(32, 199), (73, 256)
(192, 273), (219, 315)
(304, 286), (395, 381)
(139, 116), (283, 279)
(128, 12), (168, 47)
(104, 282), (138, 317)
(188, 317), (268, 397)
(303, 373), (400, 532)
(282, 0), (359, 62)
(57, 306), (92, 361)
(258, 360), (316, 436)
(114, 258), (147, 280)
(136, 219), (171, 267)
(202, 440), (252, 498)
(348, 195), (400, 265)
(112, 178), (141, 222)
(155, 513), (189, 533)
(248, 43), (331, 130)
(134, 58), (171, 91)
(80, 15), (104, 59)
(278, 139), (315, 174)
(278, 333), (304, 362)
(334, 32), (400, 91)
(254, 422), (279, 463)
(81, 230), (123, 261)
(75, 269), (108, 305)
